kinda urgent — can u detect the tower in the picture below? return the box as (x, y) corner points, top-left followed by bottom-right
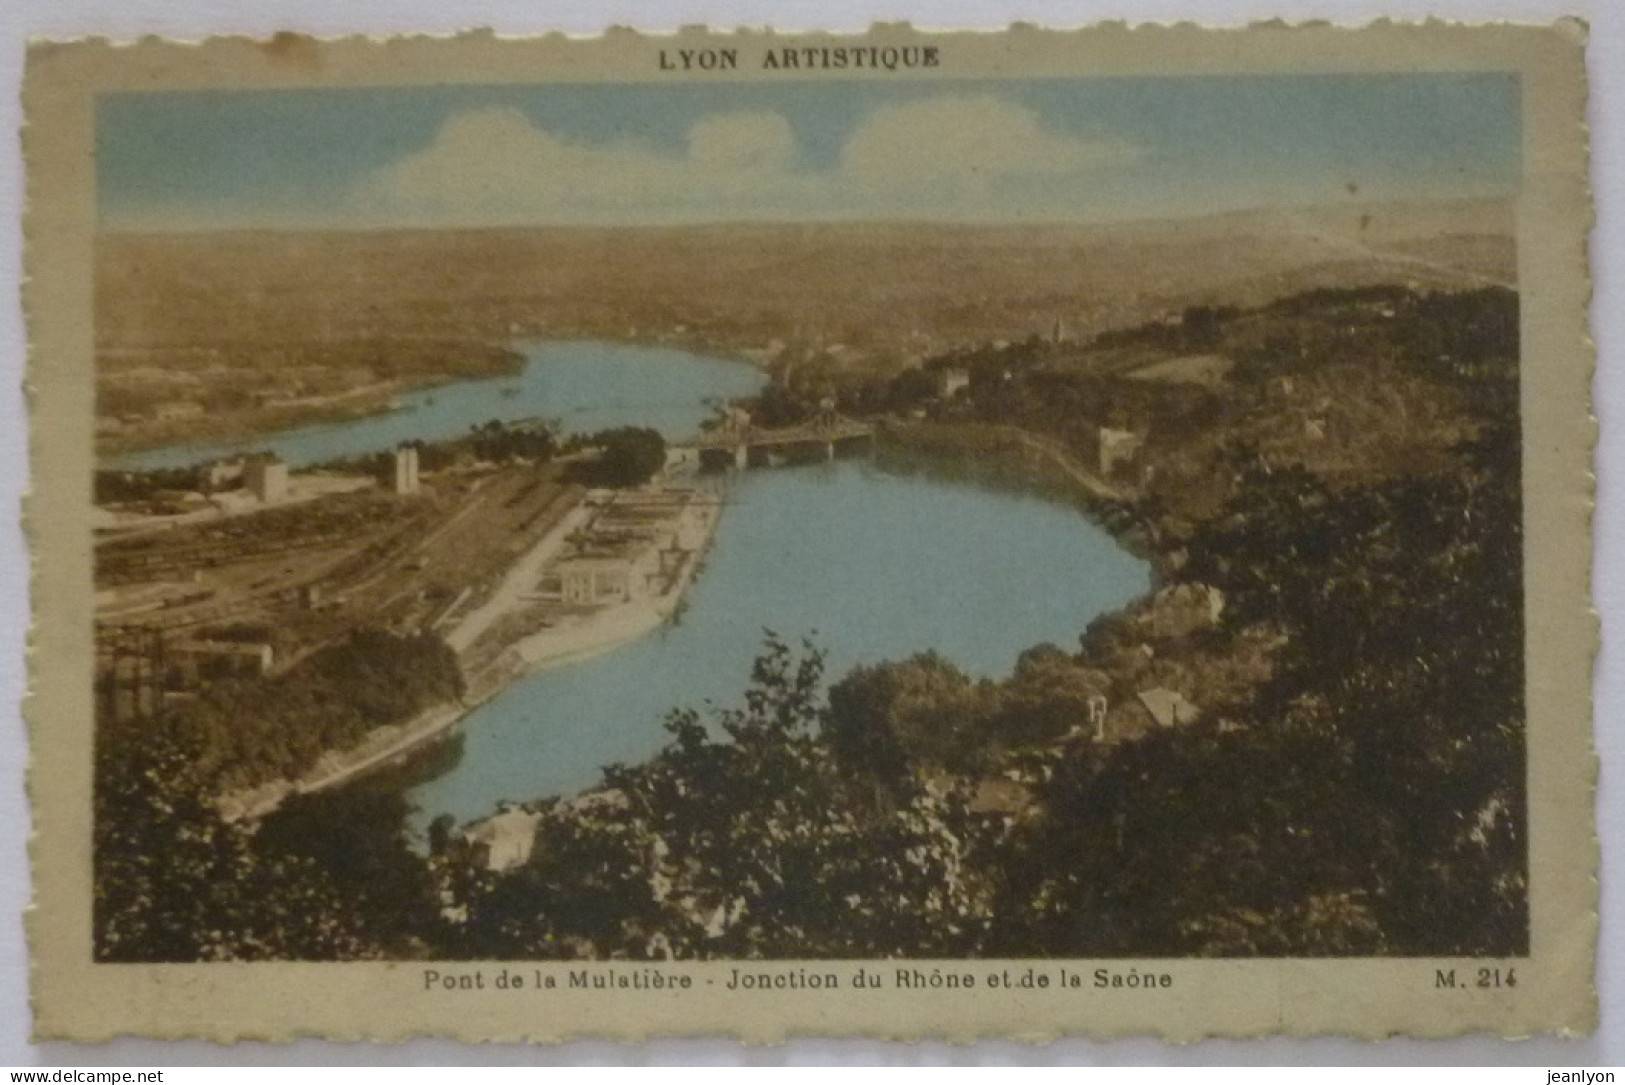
(393, 445), (420, 495)
(243, 453), (288, 504)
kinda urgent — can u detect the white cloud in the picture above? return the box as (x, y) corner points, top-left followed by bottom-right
(357, 107), (752, 223)
(687, 111), (797, 172)
(840, 96), (1141, 195)
(351, 105), (815, 225)
(346, 97), (1141, 226)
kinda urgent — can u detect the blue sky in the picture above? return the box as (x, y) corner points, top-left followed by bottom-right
(97, 73), (1520, 230)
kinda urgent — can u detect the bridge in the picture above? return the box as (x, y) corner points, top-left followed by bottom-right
(689, 415), (876, 470)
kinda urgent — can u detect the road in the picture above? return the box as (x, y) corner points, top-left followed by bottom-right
(444, 500), (592, 654)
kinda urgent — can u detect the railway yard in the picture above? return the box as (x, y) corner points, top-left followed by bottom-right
(95, 461), (585, 718)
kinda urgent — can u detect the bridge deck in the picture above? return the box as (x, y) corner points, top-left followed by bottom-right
(692, 420), (875, 450)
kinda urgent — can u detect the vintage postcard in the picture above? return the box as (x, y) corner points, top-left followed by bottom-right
(22, 23), (1593, 1042)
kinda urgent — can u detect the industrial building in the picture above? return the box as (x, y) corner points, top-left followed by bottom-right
(393, 445), (420, 495)
(242, 453), (289, 504)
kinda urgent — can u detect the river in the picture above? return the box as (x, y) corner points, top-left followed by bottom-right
(115, 339), (1150, 824)
(406, 458), (1150, 825)
(108, 340), (768, 471)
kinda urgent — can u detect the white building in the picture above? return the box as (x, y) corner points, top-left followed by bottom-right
(205, 458), (244, 491)
(463, 806), (543, 873)
(546, 556), (635, 605)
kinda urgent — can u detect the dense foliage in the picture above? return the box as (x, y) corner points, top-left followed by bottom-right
(159, 627), (463, 792)
(329, 419), (557, 477)
(94, 466), (208, 505)
(996, 433), (1525, 956)
(569, 426), (667, 488)
(94, 727), (384, 961)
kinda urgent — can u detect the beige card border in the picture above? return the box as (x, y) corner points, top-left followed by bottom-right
(22, 22), (1595, 1042)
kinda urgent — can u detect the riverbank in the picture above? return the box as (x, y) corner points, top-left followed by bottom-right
(221, 480), (726, 820)
(878, 418), (1108, 488)
(461, 488), (722, 702)
(99, 336), (770, 467)
(229, 421), (1154, 823)
(98, 342), (526, 461)
(220, 700), (467, 822)
(403, 452), (1155, 826)
(875, 420), (1163, 570)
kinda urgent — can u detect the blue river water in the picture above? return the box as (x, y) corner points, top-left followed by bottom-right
(108, 340), (768, 471)
(407, 458), (1149, 825)
(114, 339), (1149, 823)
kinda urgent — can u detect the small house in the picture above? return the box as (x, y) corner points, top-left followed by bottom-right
(463, 806), (543, 873)
(1099, 427), (1145, 479)
(1136, 688), (1200, 729)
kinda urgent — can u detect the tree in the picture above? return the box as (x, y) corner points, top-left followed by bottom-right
(427, 813), (457, 856)
(994, 429), (1526, 957)
(576, 427), (666, 488)
(255, 789), (443, 955)
(469, 420), (556, 464)
(94, 725), (381, 961)
(447, 635), (987, 959)
(825, 652), (997, 778)
(749, 380), (818, 427)
(160, 626), (464, 792)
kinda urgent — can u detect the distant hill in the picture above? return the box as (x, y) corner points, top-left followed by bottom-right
(94, 198), (1513, 454)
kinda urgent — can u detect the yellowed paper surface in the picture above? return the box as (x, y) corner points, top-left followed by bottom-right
(24, 23), (1594, 1041)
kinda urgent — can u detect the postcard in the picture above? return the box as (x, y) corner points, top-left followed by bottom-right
(22, 22), (1594, 1041)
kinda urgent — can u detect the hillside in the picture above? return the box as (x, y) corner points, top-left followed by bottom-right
(94, 198), (1513, 455)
